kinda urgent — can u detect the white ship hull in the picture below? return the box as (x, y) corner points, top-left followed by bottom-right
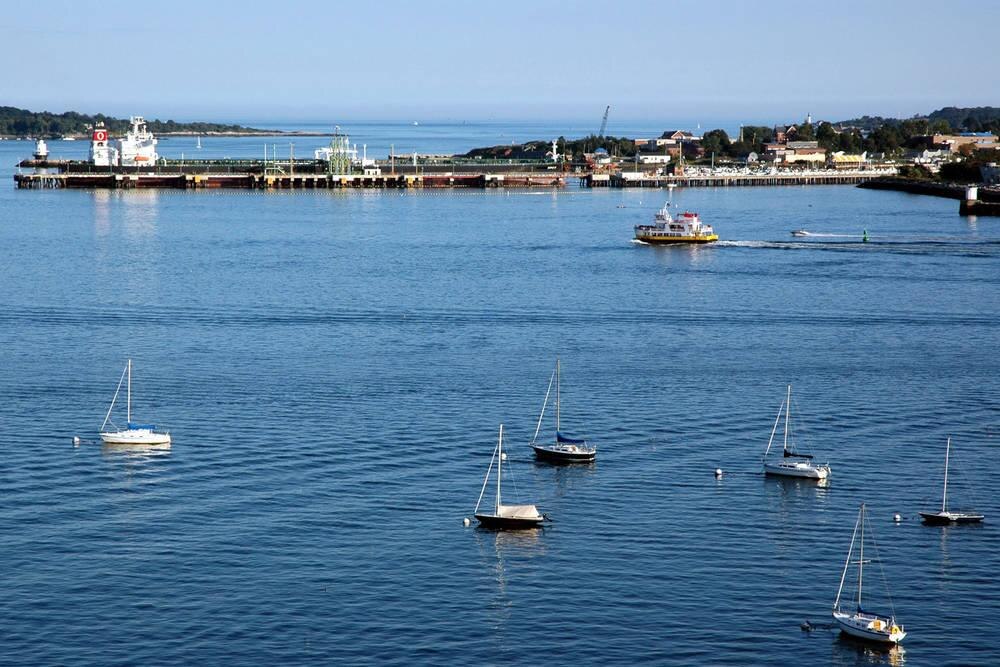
(763, 460), (829, 479)
(100, 428), (171, 445)
(833, 611), (906, 644)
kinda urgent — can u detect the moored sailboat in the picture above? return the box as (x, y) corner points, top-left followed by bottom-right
(475, 424), (546, 529)
(919, 437), (984, 525)
(832, 503), (907, 644)
(99, 359), (171, 446)
(762, 385), (830, 479)
(530, 359), (596, 463)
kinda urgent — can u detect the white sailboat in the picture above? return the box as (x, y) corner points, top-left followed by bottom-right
(833, 503), (907, 644)
(99, 359), (171, 445)
(762, 385), (830, 479)
(530, 359), (596, 463)
(474, 424), (545, 529)
(919, 437), (984, 525)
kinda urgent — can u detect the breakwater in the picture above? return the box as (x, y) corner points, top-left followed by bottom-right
(585, 171), (886, 188)
(858, 178), (1000, 216)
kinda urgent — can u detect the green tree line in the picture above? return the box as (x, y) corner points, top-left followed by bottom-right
(0, 105), (265, 137)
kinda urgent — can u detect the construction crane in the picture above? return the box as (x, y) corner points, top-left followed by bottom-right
(598, 105), (610, 138)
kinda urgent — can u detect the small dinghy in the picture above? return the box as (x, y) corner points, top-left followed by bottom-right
(919, 437), (984, 525)
(761, 385), (830, 479)
(99, 359), (171, 446)
(530, 359), (596, 463)
(832, 503), (906, 644)
(474, 425), (546, 530)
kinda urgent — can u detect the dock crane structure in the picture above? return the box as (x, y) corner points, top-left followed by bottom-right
(598, 105), (610, 138)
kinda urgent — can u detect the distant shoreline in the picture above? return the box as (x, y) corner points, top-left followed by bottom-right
(0, 130), (335, 140)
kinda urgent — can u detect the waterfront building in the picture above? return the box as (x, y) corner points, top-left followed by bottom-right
(931, 132), (999, 152)
(828, 151), (867, 169)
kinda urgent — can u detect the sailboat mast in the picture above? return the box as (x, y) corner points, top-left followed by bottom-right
(496, 424), (503, 514)
(942, 437), (950, 513)
(857, 503), (865, 609)
(783, 384), (790, 453)
(555, 359), (561, 433)
(834, 505), (862, 610)
(127, 358), (132, 424)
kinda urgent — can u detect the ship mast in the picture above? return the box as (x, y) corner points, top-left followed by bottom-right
(127, 358), (132, 424)
(942, 437), (950, 513)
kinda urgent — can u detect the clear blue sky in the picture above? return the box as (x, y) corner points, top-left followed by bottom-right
(3, 0), (997, 125)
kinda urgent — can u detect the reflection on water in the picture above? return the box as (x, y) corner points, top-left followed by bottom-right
(92, 189), (111, 236)
(120, 189), (161, 237)
(101, 441), (171, 460)
(833, 633), (906, 666)
(763, 473), (830, 497)
(645, 242), (719, 269)
(474, 527), (546, 632)
(544, 461), (597, 500)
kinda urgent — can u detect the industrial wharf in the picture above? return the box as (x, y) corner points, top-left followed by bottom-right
(14, 159), (890, 191)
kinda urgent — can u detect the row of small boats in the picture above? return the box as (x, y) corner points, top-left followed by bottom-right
(97, 360), (983, 647)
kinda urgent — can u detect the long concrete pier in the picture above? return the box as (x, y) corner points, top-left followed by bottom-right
(13, 172), (565, 190)
(583, 171), (890, 188)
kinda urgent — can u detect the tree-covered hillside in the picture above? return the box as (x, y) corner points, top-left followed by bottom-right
(0, 106), (268, 137)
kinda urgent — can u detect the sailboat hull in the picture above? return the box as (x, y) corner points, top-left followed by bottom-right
(763, 461), (829, 479)
(100, 429), (171, 445)
(833, 611), (906, 644)
(474, 514), (544, 530)
(919, 511), (984, 525)
(532, 444), (596, 463)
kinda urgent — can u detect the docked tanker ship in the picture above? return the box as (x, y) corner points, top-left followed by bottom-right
(634, 203), (718, 244)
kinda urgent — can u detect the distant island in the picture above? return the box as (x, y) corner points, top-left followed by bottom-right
(0, 106), (282, 138)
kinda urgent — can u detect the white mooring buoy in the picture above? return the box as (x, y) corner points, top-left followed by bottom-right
(500, 452), (507, 461)
(463, 517), (471, 527)
(73, 436), (81, 446)
(714, 468), (723, 479)
(894, 513), (902, 523)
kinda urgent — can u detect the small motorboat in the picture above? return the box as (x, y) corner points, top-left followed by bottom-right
(791, 229), (810, 237)
(474, 425), (546, 530)
(919, 437), (984, 525)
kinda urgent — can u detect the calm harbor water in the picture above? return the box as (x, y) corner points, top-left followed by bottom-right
(1, 135), (999, 665)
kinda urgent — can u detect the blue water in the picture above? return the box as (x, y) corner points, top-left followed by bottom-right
(1, 134), (999, 665)
(11, 118), (715, 162)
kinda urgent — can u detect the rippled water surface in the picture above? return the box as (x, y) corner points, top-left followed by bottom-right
(2, 144), (999, 665)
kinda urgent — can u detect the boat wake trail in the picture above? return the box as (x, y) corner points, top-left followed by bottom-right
(717, 239), (1000, 258)
(630, 238), (650, 245)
